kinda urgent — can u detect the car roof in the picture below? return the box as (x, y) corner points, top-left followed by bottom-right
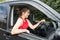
(0, 0), (39, 4)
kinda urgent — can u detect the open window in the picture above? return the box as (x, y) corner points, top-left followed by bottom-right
(10, 4), (58, 39)
(28, 9), (58, 38)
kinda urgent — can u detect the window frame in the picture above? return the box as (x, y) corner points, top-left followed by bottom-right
(8, 1), (59, 40)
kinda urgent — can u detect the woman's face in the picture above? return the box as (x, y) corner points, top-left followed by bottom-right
(23, 10), (30, 18)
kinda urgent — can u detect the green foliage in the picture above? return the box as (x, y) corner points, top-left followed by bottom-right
(0, 0), (6, 2)
(40, 0), (60, 13)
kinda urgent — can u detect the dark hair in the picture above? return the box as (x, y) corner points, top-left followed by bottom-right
(18, 6), (30, 17)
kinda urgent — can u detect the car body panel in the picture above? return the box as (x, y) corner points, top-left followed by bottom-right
(0, 0), (60, 40)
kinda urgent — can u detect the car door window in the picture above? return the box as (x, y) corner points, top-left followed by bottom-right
(28, 8), (58, 38)
(0, 6), (8, 29)
(11, 4), (58, 39)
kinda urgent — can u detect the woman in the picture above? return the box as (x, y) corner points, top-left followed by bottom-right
(11, 6), (45, 35)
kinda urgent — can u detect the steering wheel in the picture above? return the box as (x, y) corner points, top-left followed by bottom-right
(34, 22), (48, 37)
(35, 22), (48, 33)
(34, 21), (56, 37)
(38, 22), (48, 29)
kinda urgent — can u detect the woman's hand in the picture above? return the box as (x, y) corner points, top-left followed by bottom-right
(39, 19), (45, 23)
(25, 29), (30, 33)
(26, 30), (30, 33)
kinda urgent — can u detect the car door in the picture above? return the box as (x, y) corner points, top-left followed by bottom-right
(7, 1), (54, 40)
(7, 1), (48, 40)
(7, 0), (60, 40)
(0, 0), (60, 40)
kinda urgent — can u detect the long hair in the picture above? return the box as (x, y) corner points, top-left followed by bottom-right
(18, 6), (30, 17)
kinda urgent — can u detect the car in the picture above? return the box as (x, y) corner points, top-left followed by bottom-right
(0, 0), (60, 40)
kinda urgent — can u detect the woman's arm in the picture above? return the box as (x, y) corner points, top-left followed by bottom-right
(11, 29), (30, 35)
(27, 19), (45, 30)
(11, 18), (30, 35)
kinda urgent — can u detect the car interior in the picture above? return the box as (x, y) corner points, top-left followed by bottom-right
(10, 4), (58, 39)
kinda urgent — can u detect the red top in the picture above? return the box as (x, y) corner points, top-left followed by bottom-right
(18, 19), (28, 29)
